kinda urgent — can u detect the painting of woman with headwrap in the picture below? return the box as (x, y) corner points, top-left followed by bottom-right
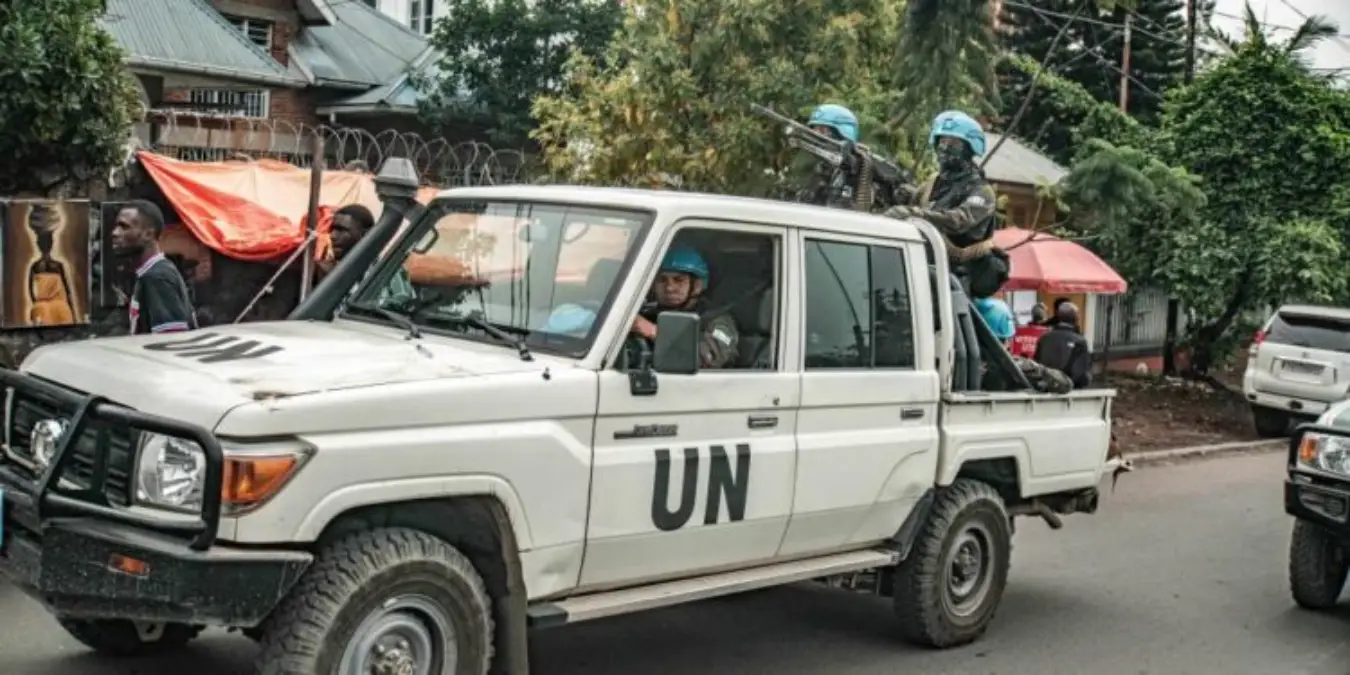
(1, 200), (91, 328)
(26, 203), (76, 325)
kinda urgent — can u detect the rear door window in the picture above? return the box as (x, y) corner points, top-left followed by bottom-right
(1267, 313), (1350, 353)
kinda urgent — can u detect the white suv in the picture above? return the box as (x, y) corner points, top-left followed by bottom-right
(1244, 305), (1350, 437)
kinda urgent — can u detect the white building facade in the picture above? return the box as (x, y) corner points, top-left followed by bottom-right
(362, 0), (450, 36)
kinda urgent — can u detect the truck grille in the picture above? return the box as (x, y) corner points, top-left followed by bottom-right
(5, 390), (138, 506)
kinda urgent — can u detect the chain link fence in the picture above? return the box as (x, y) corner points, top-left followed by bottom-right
(139, 109), (541, 187)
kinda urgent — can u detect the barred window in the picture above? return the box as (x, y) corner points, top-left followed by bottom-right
(187, 89), (270, 119)
(226, 16), (273, 49)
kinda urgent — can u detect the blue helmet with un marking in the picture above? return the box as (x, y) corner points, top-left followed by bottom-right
(929, 110), (987, 158)
(660, 246), (710, 283)
(807, 104), (860, 143)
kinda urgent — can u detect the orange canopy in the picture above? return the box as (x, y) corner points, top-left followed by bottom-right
(993, 227), (1128, 294)
(137, 151), (441, 262)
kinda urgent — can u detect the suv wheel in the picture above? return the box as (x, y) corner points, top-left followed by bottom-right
(1252, 406), (1290, 438)
(1290, 520), (1349, 610)
(59, 619), (200, 657)
(256, 527), (494, 675)
(892, 479), (1012, 648)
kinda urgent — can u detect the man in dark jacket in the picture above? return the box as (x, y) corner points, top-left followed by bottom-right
(1034, 303), (1092, 388)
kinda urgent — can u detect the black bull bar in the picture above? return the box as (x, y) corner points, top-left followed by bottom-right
(0, 368), (225, 551)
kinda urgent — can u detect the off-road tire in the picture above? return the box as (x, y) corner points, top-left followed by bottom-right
(256, 528), (495, 675)
(1289, 520), (1349, 610)
(58, 619), (200, 657)
(1252, 406), (1290, 438)
(893, 479), (1012, 649)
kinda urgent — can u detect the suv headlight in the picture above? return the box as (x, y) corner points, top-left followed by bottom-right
(1297, 432), (1350, 475)
(134, 434), (314, 514)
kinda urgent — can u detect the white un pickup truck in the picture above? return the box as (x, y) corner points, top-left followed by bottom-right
(0, 186), (1117, 675)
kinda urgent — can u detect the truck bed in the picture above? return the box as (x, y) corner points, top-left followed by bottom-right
(937, 389), (1115, 498)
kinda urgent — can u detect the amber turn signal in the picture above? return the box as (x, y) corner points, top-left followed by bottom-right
(1298, 435), (1320, 466)
(221, 453), (306, 511)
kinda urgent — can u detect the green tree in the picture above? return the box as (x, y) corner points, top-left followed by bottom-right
(995, 53), (1153, 165)
(1056, 138), (1206, 291)
(1000, 0), (1201, 124)
(420, 0), (624, 147)
(1158, 6), (1350, 373)
(893, 0), (1002, 139)
(0, 0), (140, 195)
(532, 0), (905, 194)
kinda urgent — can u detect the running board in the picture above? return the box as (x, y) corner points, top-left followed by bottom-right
(526, 548), (899, 629)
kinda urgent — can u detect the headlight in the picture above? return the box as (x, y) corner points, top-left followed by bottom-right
(1298, 432), (1350, 475)
(134, 434), (313, 514)
(135, 434), (206, 511)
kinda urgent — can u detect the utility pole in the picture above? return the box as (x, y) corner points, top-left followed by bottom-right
(1164, 0), (1198, 376)
(1119, 14), (1133, 112)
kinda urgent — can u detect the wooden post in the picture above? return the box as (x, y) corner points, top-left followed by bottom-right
(1119, 14), (1132, 113)
(298, 133), (325, 301)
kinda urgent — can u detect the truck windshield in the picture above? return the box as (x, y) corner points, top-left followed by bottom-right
(345, 198), (651, 357)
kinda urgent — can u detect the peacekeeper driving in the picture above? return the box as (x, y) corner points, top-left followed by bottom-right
(630, 246), (739, 369)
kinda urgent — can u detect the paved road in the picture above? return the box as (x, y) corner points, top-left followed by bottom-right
(4, 450), (1350, 675)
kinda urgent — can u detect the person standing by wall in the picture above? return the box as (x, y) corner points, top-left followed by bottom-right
(111, 200), (196, 335)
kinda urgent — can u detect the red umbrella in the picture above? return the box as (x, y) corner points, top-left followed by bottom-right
(992, 227), (1128, 294)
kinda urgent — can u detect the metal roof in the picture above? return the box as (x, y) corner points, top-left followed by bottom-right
(982, 133), (1068, 187)
(100, 0), (304, 88)
(291, 0), (432, 89)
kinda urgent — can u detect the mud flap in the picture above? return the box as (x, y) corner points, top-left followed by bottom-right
(1104, 456), (1134, 492)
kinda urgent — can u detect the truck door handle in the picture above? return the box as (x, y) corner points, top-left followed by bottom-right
(900, 408), (925, 420)
(747, 415), (779, 429)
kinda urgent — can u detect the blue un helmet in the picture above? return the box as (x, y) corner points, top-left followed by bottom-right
(541, 303), (598, 336)
(929, 110), (987, 158)
(660, 246), (710, 283)
(807, 104), (860, 143)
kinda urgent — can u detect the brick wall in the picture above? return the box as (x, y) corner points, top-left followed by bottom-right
(205, 0), (320, 124)
(271, 89), (320, 126)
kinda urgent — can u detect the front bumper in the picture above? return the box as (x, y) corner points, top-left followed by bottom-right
(0, 368), (311, 627)
(1286, 423), (1350, 538)
(1, 514), (310, 627)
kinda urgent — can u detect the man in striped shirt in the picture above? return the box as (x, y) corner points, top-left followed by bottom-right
(111, 200), (196, 335)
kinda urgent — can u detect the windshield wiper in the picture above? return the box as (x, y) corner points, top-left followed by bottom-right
(349, 302), (422, 340)
(451, 314), (533, 362)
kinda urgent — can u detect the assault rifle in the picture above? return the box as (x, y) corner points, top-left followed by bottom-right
(751, 104), (915, 212)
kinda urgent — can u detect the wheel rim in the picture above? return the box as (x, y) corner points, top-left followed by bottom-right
(942, 522), (995, 619)
(339, 594), (456, 675)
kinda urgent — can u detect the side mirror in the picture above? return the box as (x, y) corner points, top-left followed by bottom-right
(652, 311), (700, 375)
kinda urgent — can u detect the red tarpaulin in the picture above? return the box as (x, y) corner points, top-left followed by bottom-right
(993, 227), (1128, 294)
(137, 151), (441, 262)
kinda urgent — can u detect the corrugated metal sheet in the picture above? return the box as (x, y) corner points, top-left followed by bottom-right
(292, 0), (431, 89)
(983, 133), (1068, 187)
(1093, 286), (1188, 351)
(100, 0), (301, 87)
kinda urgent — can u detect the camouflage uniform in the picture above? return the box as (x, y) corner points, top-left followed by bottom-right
(1013, 356), (1074, 394)
(884, 170), (999, 262)
(697, 312), (741, 369)
(884, 167), (1007, 298)
(640, 299), (740, 369)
